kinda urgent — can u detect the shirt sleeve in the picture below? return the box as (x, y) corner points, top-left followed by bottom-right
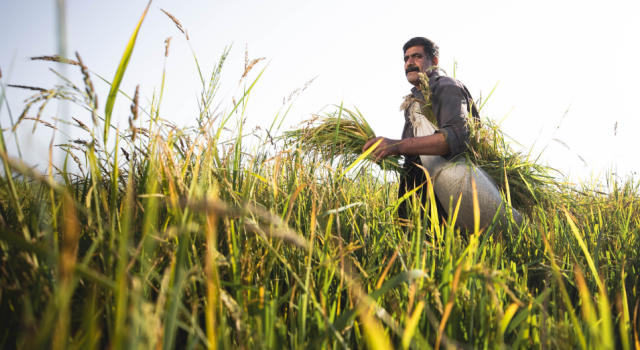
(432, 84), (470, 160)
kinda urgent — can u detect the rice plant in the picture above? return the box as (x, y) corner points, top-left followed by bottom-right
(0, 5), (638, 350)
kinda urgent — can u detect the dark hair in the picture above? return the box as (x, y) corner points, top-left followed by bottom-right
(403, 37), (439, 60)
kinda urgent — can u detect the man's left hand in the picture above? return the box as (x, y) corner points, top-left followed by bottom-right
(362, 137), (401, 162)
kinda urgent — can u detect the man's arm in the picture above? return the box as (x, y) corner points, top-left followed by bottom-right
(362, 133), (450, 162)
(432, 84), (472, 160)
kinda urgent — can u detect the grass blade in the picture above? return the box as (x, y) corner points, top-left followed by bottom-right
(103, 1), (151, 144)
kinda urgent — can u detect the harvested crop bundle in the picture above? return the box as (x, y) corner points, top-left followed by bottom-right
(463, 115), (557, 213)
(283, 108), (401, 171)
(415, 72), (557, 213)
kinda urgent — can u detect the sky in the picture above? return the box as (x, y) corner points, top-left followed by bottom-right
(1, 0), (639, 184)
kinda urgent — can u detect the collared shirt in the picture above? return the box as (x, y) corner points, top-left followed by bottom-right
(400, 70), (479, 163)
(397, 70), (479, 219)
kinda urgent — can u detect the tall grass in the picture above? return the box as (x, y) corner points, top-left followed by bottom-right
(0, 6), (639, 350)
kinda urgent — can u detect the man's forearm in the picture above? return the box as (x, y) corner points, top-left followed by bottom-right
(363, 134), (451, 162)
(396, 133), (450, 156)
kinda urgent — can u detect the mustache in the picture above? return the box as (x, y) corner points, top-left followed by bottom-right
(405, 66), (420, 75)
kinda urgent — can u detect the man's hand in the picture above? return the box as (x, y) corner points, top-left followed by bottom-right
(363, 134), (451, 161)
(362, 137), (401, 162)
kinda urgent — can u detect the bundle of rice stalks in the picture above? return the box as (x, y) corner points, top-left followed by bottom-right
(420, 72), (558, 213)
(464, 117), (558, 213)
(283, 108), (401, 171)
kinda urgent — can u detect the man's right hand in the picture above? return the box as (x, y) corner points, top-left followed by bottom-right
(363, 137), (401, 163)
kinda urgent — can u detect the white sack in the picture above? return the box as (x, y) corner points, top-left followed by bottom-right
(407, 101), (523, 231)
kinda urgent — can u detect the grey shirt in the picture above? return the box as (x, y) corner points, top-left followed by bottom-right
(401, 70), (479, 163)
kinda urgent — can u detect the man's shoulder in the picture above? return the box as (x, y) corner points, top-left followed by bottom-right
(433, 75), (465, 89)
(432, 76), (471, 100)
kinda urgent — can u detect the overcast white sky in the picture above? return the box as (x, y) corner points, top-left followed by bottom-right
(1, 0), (639, 183)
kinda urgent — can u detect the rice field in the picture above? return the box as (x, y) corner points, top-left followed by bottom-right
(0, 5), (638, 350)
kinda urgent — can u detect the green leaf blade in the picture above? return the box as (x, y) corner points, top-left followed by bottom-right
(103, 1), (151, 144)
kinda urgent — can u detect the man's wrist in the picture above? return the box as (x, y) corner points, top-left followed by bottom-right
(391, 139), (402, 156)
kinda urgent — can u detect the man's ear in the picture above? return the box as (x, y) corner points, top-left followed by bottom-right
(432, 56), (439, 67)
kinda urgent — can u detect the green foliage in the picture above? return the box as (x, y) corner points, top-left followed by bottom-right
(0, 8), (639, 350)
(103, 1), (151, 144)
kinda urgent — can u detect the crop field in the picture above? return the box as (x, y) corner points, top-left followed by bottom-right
(0, 5), (638, 350)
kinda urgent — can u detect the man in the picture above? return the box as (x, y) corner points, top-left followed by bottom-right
(363, 37), (522, 230)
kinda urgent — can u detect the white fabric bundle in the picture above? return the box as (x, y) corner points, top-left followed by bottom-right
(407, 101), (523, 231)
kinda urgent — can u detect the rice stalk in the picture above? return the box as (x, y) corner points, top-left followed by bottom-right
(30, 55), (80, 66)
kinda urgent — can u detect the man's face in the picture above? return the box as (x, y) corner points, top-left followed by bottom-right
(404, 46), (438, 87)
